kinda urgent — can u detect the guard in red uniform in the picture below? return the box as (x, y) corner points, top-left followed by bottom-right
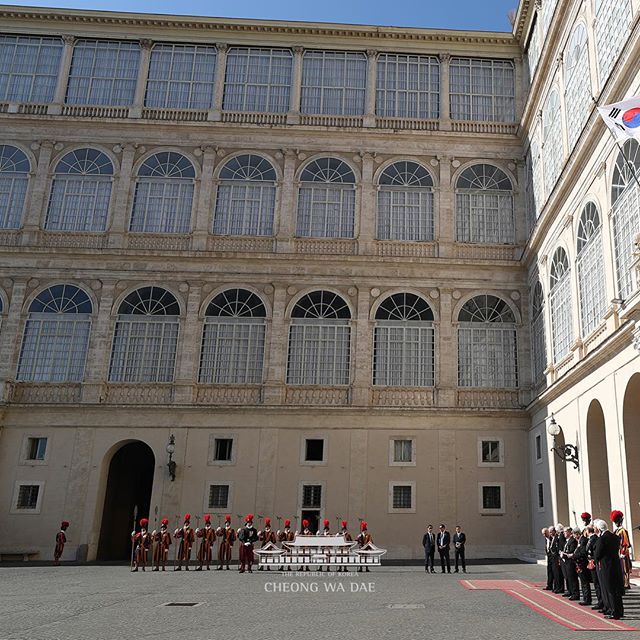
(196, 514), (216, 571)
(238, 514), (259, 573)
(356, 521), (373, 572)
(54, 521), (69, 565)
(131, 518), (151, 572)
(174, 513), (196, 571)
(258, 518), (277, 571)
(277, 519), (295, 570)
(152, 518), (172, 571)
(217, 515), (236, 570)
(337, 520), (352, 572)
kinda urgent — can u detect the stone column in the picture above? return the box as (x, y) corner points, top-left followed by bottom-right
(192, 146), (219, 251)
(174, 284), (203, 403)
(81, 280), (116, 403)
(351, 287), (372, 406)
(209, 43), (228, 121)
(276, 149), (298, 252)
(263, 284), (288, 404)
(108, 143), (137, 248)
(437, 156), (454, 258)
(287, 46), (304, 124)
(364, 49), (378, 128)
(0, 279), (27, 401)
(21, 141), (54, 243)
(439, 53), (451, 131)
(358, 152), (376, 255)
(49, 35), (75, 115)
(437, 288), (457, 407)
(129, 39), (153, 118)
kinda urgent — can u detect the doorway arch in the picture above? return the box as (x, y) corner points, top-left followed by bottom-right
(96, 441), (155, 561)
(623, 374), (640, 547)
(586, 399), (611, 518)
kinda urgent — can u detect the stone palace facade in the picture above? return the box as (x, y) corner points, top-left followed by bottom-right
(0, 0), (638, 561)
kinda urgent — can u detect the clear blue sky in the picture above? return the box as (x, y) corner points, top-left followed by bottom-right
(8, 0), (519, 32)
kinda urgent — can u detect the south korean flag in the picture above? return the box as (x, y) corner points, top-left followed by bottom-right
(597, 95), (640, 142)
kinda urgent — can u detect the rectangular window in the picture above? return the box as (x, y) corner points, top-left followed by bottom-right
(482, 485), (502, 510)
(376, 53), (440, 119)
(535, 434), (542, 461)
(16, 484), (40, 509)
(458, 326), (518, 388)
(66, 39), (140, 106)
(449, 57), (515, 122)
(146, 43), (217, 110)
(214, 438), (233, 462)
(305, 439), (324, 462)
(537, 482), (544, 510)
(208, 484), (229, 509)
(27, 437), (47, 461)
(392, 485), (413, 509)
(481, 440), (501, 464)
(0, 35), (63, 103)
(301, 50), (367, 116)
(393, 439), (413, 463)
(302, 484), (322, 508)
(223, 47), (292, 113)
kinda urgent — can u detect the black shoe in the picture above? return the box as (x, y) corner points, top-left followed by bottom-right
(195, 567), (202, 571)
(543, 587), (552, 591)
(606, 615), (622, 620)
(569, 596), (580, 601)
(562, 594), (571, 598)
(591, 606), (602, 610)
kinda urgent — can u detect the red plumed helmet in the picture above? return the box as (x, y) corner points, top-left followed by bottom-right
(161, 518), (169, 526)
(204, 514), (211, 523)
(361, 521), (368, 530)
(245, 514), (254, 522)
(302, 519), (309, 528)
(284, 519), (291, 527)
(323, 519), (330, 528)
(264, 517), (271, 526)
(61, 521), (70, 529)
(225, 515), (231, 522)
(611, 510), (624, 522)
(139, 518), (149, 527)
(184, 513), (191, 522)
(341, 520), (348, 529)
(580, 512), (591, 520)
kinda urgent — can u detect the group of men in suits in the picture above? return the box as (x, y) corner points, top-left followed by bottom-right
(542, 510), (632, 621)
(422, 524), (466, 574)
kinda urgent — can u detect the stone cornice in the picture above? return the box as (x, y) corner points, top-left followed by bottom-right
(512, 0), (533, 42)
(0, 5), (517, 47)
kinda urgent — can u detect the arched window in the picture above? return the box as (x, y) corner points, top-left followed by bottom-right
(377, 162), (434, 241)
(373, 293), (434, 387)
(594, 0), (632, 86)
(457, 294), (518, 388)
(611, 140), (640, 299)
(213, 155), (277, 236)
(130, 152), (195, 234)
(0, 145), (30, 229)
(17, 284), (92, 382)
(296, 158), (356, 238)
(577, 202), (606, 336)
(542, 89), (563, 197)
(109, 286), (180, 383)
(45, 148), (113, 231)
(549, 247), (573, 361)
(530, 280), (547, 383)
(287, 290), (351, 385)
(199, 289), (266, 384)
(455, 164), (514, 244)
(564, 23), (592, 152)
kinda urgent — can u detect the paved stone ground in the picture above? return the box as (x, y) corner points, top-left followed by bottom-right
(1, 563), (639, 640)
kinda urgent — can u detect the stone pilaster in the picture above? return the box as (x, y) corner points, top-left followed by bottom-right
(287, 46), (304, 124)
(21, 141), (54, 243)
(275, 149), (298, 252)
(263, 284), (287, 404)
(174, 284), (202, 403)
(129, 39), (153, 118)
(209, 43), (228, 121)
(0, 279), (27, 400)
(108, 143), (137, 248)
(193, 146), (220, 250)
(439, 53), (451, 130)
(49, 35), (75, 115)
(364, 49), (378, 127)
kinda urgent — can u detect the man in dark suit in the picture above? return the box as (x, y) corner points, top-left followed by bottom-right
(437, 524), (451, 574)
(594, 519), (624, 620)
(453, 525), (466, 573)
(542, 527), (554, 590)
(560, 527), (580, 600)
(586, 525), (604, 610)
(548, 526), (564, 593)
(422, 524), (436, 573)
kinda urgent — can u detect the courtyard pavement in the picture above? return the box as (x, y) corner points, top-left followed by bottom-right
(1, 562), (639, 640)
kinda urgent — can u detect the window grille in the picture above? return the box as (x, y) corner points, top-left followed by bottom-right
(297, 157), (356, 238)
(66, 39), (140, 106)
(109, 286), (180, 383)
(287, 291), (351, 385)
(449, 57), (515, 122)
(146, 43), (217, 110)
(301, 50), (367, 116)
(530, 281), (547, 383)
(542, 89), (563, 197)
(392, 485), (412, 509)
(302, 485), (322, 508)
(16, 485), (40, 509)
(563, 23), (591, 152)
(208, 484), (229, 509)
(577, 202), (606, 336)
(549, 248), (573, 361)
(377, 161), (434, 241)
(17, 284), (92, 382)
(45, 148), (113, 232)
(0, 145), (30, 229)
(457, 295), (518, 388)
(594, 0), (632, 86)
(0, 35), (63, 103)
(482, 485), (502, 510)
(455, 164), (514, 244)
(213, 154), (276, 236)
(373, 292), (434, 387)
(223, 47), (292, 113)
(376, 53), (439, 119)
(199, 289), (266, 384)
(130, 152), (195, 234)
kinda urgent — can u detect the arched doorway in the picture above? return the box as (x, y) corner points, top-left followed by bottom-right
(586, 399), (611, 518)
(97, 441), (155, 561)
(623, 374), (640, 548)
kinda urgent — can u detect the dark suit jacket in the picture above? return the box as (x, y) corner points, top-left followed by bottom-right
(561, 536), (578, 563)
(422, 532), (436, 552)
(549, 534), (563, 558)
(437, 531), (450, 551)
(453, 532), (466, 548)
(594, 530), (624, 595)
